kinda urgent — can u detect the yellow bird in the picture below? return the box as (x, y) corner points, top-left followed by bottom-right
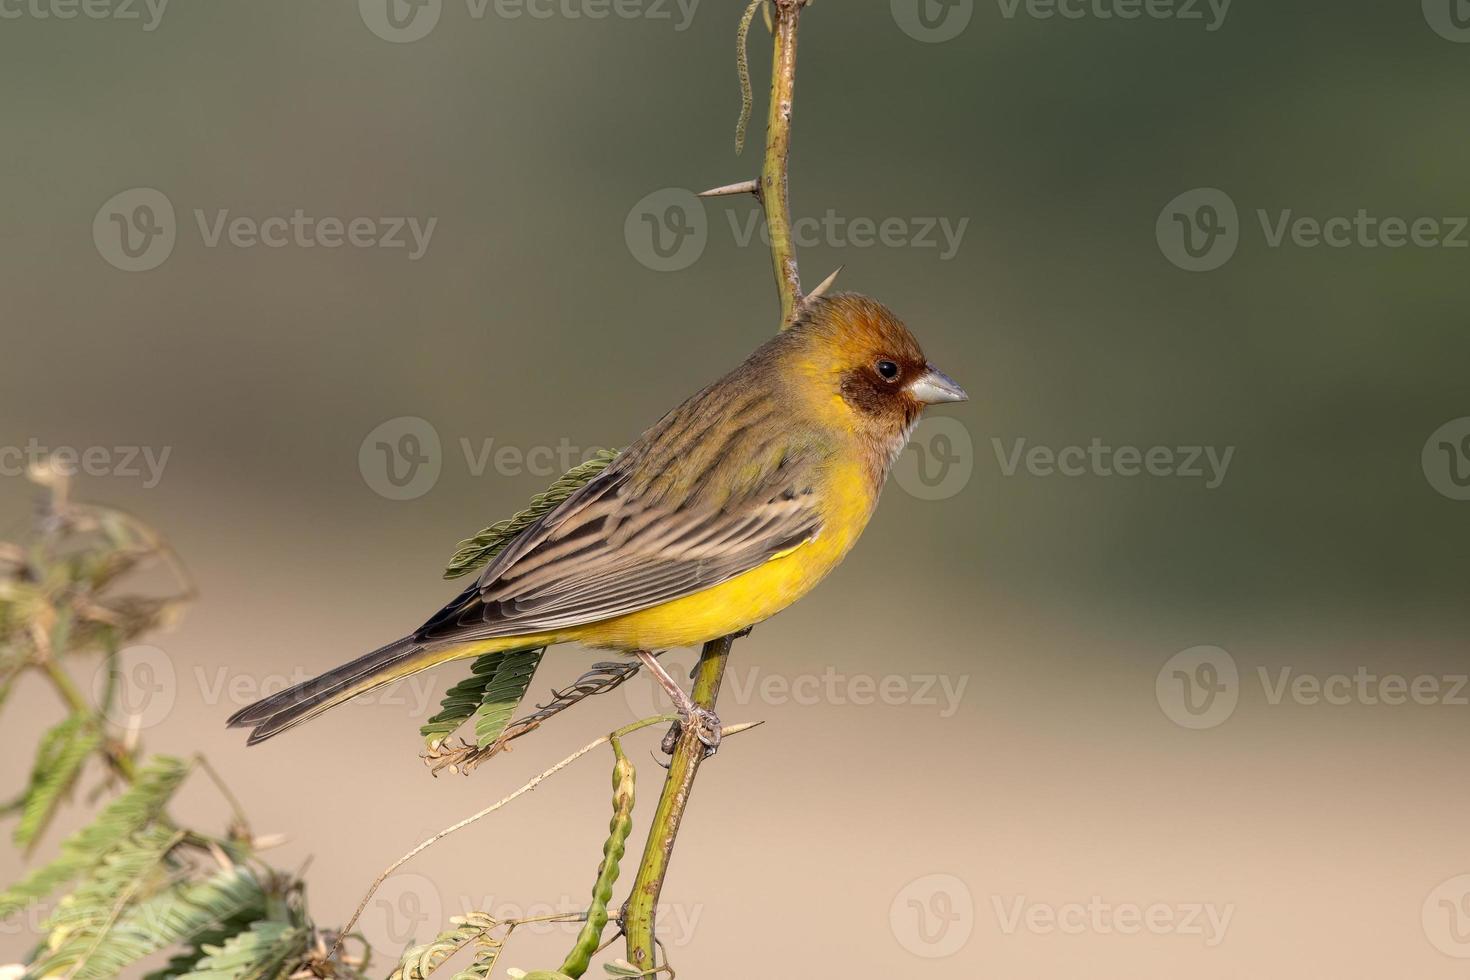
(228, 293), (966, 746)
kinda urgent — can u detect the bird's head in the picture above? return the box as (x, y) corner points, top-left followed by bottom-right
(787, 292), (967, 464)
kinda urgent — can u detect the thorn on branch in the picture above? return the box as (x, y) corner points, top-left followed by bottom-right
(698, 179), (760, 199)
(802, 265), (842, 305)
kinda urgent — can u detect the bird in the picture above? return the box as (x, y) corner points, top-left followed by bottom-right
(227, 292), (966, 748)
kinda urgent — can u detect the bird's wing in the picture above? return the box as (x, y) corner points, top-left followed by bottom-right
(413, 449), (823, 645)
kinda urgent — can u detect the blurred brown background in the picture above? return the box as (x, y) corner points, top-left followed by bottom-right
(3, 0), (1470, 976)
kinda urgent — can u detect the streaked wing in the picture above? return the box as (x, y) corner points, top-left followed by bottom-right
(413, 437), (823, 646)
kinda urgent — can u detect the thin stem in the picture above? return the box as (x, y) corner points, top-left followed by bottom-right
(39, 657), (137, 783)
(623, 633), (734, 970)
(763, 0), (806, 327)
(193, 754), (252, 839)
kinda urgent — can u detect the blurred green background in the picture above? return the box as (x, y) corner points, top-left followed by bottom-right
(2, 1), (1469, 976)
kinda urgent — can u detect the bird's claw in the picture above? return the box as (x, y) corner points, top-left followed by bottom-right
(660, 706), (722, 758)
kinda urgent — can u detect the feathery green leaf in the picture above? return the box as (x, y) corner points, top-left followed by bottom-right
(174, 919), (305, 980)
(387, 911), (503, 980)
(419, 648), (545, 748)
(32, 865), (268, 980)
(14, 715), (101, 852)
(472, 648), (544, 749)
(0, 755), (188, 919)
(442, 450), (619, 580)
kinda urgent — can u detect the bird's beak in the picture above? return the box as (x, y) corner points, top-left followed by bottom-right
(907, 365), (968, 405)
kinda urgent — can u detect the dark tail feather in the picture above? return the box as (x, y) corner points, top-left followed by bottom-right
(226, 636), (433, 745)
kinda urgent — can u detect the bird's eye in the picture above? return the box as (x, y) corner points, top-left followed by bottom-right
(876, 359), (900, 381)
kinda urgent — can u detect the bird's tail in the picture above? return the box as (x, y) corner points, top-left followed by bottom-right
(226, 636), (469, 745)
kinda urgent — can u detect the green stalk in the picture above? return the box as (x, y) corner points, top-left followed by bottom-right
(622, 634), (734, 971)
(559, 737), (636, 978)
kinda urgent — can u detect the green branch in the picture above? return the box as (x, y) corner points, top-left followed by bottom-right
(623, 0), (809, 969)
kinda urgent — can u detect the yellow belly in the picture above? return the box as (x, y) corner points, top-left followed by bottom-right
(563, 458), (876, 651)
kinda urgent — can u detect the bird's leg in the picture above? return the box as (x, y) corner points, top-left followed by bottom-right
(634, 650), (721, 756)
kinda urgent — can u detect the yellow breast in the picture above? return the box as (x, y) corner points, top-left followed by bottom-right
(569, 457), (877, 651)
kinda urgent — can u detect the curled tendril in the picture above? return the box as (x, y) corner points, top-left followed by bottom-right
(735, 0), (766, 155)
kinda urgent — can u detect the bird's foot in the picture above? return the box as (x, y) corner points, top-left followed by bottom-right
(635, 650), (722, 758)
(660, 705), (722, 757)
